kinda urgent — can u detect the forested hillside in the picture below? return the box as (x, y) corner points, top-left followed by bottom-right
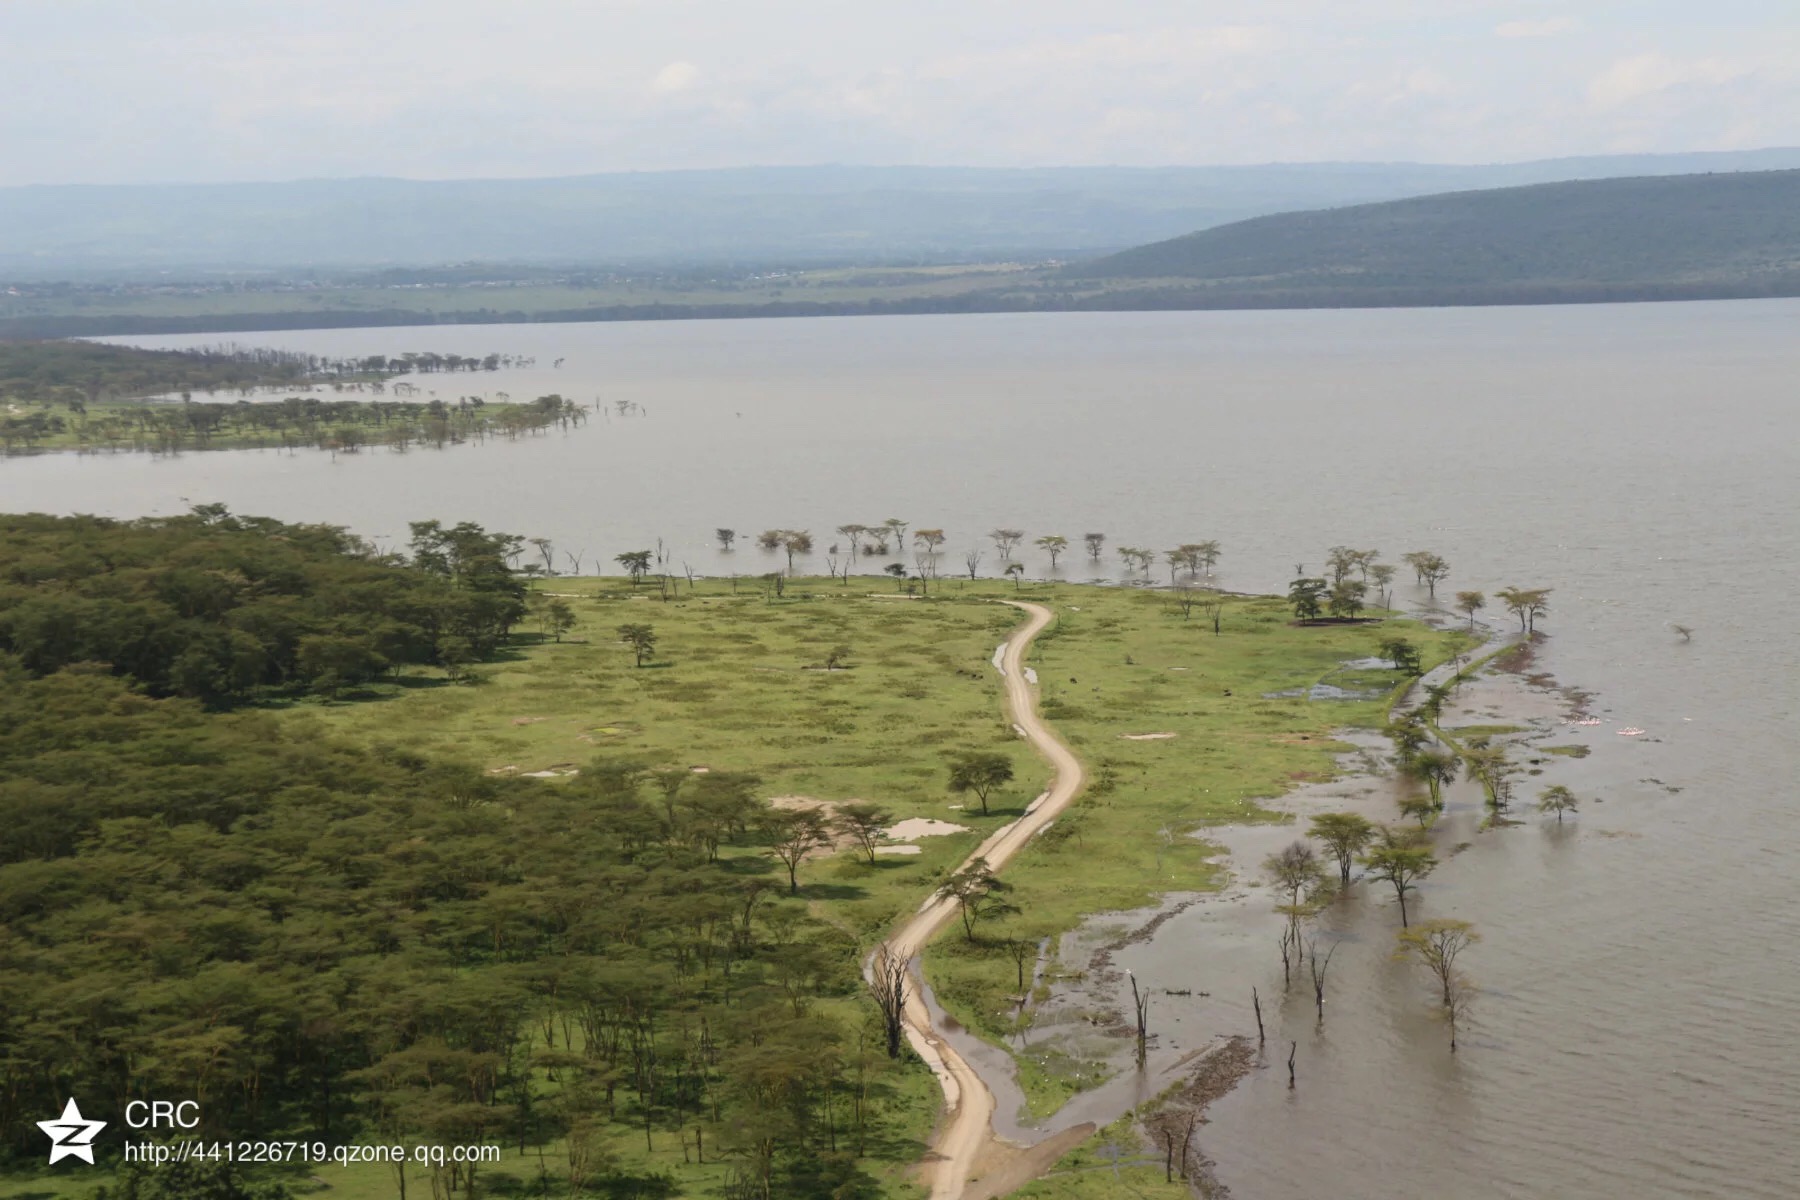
(1066, 168), (1800, 301)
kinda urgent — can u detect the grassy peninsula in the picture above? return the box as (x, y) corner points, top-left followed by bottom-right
(0, 514), (1473, 1199)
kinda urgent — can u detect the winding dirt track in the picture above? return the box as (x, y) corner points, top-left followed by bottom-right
(887, 601), (1087, 1200)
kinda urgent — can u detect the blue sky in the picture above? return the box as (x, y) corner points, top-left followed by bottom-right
(6, 0), (1798, 184)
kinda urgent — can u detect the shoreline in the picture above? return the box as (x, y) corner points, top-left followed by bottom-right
(919, 613), (1575, 1198)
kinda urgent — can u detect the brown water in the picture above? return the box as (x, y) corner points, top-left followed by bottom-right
(6, 302), (1799, 1197)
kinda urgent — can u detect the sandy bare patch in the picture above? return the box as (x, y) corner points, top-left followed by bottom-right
(1121, 731), (1178, 741)
(486, 765), (518, 775)
(511, 716), (547, 726)
(875, 844), (924, 856)
(689, 766), (710, 773)
(885, 817), (970, 841)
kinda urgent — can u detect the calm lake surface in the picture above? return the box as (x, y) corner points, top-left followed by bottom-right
(7, 303), (1799, 1197)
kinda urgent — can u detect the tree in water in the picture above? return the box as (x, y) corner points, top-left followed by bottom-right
(1361, 829), (1437, 927)
(1455, 590), (1486, 630)
(1309, 812), (1376, 887)
(1537, 784), (1579, 823)
(1395, 919), (1480, 1052)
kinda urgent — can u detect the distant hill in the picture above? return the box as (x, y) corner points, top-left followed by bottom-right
(1065, 169), (1800, 302)
(7, 150), (1800, 274)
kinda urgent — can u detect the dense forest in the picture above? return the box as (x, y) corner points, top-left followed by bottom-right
(0, 512), (911, 1198)
(1066, 168), (1800, 291)
(0, 511), (529, 703)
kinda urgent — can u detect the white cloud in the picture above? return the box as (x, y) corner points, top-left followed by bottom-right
(652, 61), (701, 94)
(1588, 54), (1753, 109)
(1494, 17), (1577, 40)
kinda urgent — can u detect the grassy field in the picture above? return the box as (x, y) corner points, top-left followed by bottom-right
(294, 574), (1464, 1194)
(4, 574), (1467, 1198)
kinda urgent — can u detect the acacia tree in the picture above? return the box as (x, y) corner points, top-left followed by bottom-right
(780, 530), (814, 571)
(1455, 590), (1486, 630)
(989, 529), (1025, 560)
(1378, 636), (1422, 674)
(1362, 830), (1437, 927)
(716, 528), (737, 551)
(1265, 841), (1329, 988)
(1005, 562), (1025, 589)
(1538, 784), (1579, 823)
(1327, 579), (1367, 619)
(912, 528), (946, 556)
(760, 808), (829, 893)
(937, 858), (1014, 940)
(963, 548), (983, 579)
(1409, 748), (1459, 809)
(836, 524), (868, 563)
(1194, 539), (1221, 578)
(948, 752), (1013, 815)
(1083, 532), (1106, 561)
(1496, 586), (1552, 634)
(882, 518), (908, 553)
(1326, 545), (1359, 585)
(1403, 551), (1451, 597)
(1035, 534), (1068, 568)
(1309, 812), (1377, 887)
(756, 529), (784, 552)
(834, 802), (892, 863)
(1395, 919), (1480, 1046)
(617, 623), (656, 667)
(1371, 563), (1396, 610)
(616, 550), (653, 584)
(1288, 577), (1328, 620)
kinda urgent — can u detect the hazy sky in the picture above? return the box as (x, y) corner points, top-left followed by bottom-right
(6, 0), (1798, 185)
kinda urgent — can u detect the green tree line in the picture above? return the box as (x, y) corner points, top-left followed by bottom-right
(0, 510), (527, 704)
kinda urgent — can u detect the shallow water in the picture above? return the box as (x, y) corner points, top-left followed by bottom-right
(6, 301), (1799, 1197)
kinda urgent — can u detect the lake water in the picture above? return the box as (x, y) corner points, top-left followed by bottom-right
(6, 303), (1799, 1197)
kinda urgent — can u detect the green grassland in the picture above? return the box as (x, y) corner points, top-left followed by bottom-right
(258, 574), (1467, 1198)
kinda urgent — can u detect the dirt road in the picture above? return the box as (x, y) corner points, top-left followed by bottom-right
(886, 601), (1088, 1200)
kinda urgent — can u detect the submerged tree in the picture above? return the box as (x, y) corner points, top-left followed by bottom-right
(1035, 534), (1068, 568)
(1454, 590), (1486, 630)
(1309, 812), (1377, 887)
(1083, 532), (1106, 561)
(1396, 919), (1480, 1051)
(1537, 784), (1579, 824)
(716, 528), (737, 551)
(1403, 551), (1451, 597)
(1362, 830), (1437, 927)
(989, 529), (1025, 560)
